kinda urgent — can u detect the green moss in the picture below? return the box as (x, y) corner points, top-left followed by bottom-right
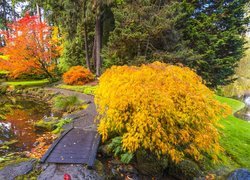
(52, 118), (72, 134)
(0, 114), (6, 120)
(34, 120), (58, 131)
(169, 159), (203, 179)
(0, 154), (30, 170)
(34, 117), (72, 134)
(15, 169), (42, 180)
(5, 79), (49, 89)
(57, 84), (97, 95)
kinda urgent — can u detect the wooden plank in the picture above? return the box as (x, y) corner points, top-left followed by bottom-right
(40, 127), (73, 163)
(41, 128), (100, 167)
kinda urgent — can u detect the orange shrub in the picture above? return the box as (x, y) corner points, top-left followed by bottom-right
(95, 61), (231, 163)
(63, 66), (94, 85)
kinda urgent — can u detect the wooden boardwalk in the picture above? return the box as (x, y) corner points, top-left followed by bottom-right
(41, 128), (100, 167)
(41, 88), (100, 167)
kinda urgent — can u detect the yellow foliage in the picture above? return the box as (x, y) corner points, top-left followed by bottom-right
(95, 61), (231, 162)
(0, 55), (9, 60)
(51, 26), (64, 56)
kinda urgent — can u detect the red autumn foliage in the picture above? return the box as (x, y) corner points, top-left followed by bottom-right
(0, 13), (61, 78)
(63, 66), (95, 85)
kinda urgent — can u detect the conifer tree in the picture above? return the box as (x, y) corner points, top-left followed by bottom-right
(179, 0), (249, 87)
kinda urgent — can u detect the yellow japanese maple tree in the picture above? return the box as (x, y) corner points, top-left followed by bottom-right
(95, 61), (231, 162)
(0, 13), (62, 79)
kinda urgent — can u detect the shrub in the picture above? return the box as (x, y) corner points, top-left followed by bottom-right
(53, 95), (82, 112)
(63, 66), (94, 85)
(95, 61), (231, 163)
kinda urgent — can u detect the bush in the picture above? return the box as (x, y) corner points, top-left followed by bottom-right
(62, 66), (94, 85)
(53, 95), (82, 112)
(0, 84), (8, 94)
(95, 61), (231, 163)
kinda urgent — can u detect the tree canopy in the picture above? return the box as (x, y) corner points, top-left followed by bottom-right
(0, 0), (249, 87)
(0, 13), (62, 78)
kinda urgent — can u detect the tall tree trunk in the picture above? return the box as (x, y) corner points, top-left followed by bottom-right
(92, 36), (96, 69)
(95, 13), (102, 76)
(3, 0), (8, 39)
(83, 0), (90, 70)
(36, 3), (42, 22)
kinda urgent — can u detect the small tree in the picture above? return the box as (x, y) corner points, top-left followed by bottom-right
(95, 62), (231, 163)
(0, 13), (62, 79)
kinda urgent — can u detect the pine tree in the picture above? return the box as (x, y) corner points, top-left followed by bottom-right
(179, 0), (249, 87)
(102, 0), (199, 69)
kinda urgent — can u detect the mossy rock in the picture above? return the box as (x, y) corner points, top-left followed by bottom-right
(94, 160), (105, 177)
(168, 159), (203, 179)
(0, 114), (6, 120)
(34, 118), (58, 131)
(98, 144), (113, 157)
(136, 150), (168, 176)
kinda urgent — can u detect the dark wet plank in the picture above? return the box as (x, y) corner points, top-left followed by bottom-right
(41, 128), (100, 167)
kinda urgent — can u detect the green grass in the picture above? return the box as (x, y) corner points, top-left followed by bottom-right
(216, 95), (245, 113)
(57, 84), (97, 95)
(5, 79), (49, 88)
(216, 95), (250, 169)
(0, 70), (9, 75)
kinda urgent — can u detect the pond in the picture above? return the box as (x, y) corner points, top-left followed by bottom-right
(0, 95), (53, 155)
(234, 95), (250, 122)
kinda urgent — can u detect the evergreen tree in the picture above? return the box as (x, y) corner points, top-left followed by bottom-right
(102, 0), (199, 69)
(179, 0), (249, 87)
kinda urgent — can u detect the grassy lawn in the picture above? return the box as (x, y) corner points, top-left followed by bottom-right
(216, 95), (250, 170)
(5, 79), (50, 88)
(57, 84), (97, 95)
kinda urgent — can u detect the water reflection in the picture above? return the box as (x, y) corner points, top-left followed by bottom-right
(0, 96), (52, 153)
(245, 97), (250, 106)
(0, 122), (12, 139)
(235, 95), (250, 122)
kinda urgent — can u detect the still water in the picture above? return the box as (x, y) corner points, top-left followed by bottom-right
(0, 96), (51, 154)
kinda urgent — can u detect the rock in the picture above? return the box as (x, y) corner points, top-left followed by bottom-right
(38, 164), (57, 180)
(43, 116), (59, 123)
(38, 164), (103, 180)
(0, 159), (36, 180)
(210, 166), (231, 179)
(168, 159), (203, 179)
(94, 160), (105, 177)
(227, 169), (250, 180)
(110, 159), (123, 165)
(2, 140), (18, 146)
(98, 144), (112, 157)
(136, 150), (168, 177)
(34, 117), (58, 131)
(33, 141), (40, 147)
(108, 163), (139, 179)
(121, 164), (138, 175)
